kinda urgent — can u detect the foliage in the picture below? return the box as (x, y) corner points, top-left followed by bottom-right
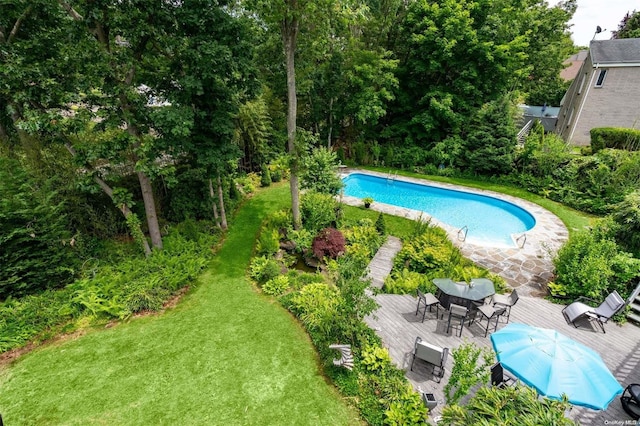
(256, 228), (280, 257)
(362, 197), (374, 207)
(361, 345), (393, 372)
(590, 127), (640, 153)
(384, 269), (432, 295)
(553, 223), (640, 301)
(312, 228), (346, 260)
(610, 191), (640, 257)
(441, 384), (574, 425)
(262, 275), (290, 296)
(234, 96), (273, 172)
(390, 0), (531, 144)
(383, 386), (427, 426)
(443, 343), (493, 405)
(0, 159), (77, 298)
(394, 226), (456, 274)
(301, 191), (338, 233)
(342, 219), (384, 263)
(248, 256), (282, 285)
(457, 95), (519, 176)
(236, 173), (261, 194)
(260, 163), (272, 187)
(300, 147), (344, 195)
(375, 212), (386, 235)
(518, 124), (572, 177)
(285, 283), (340, 337)
(288, 228), (314, 254)
(612, 10), (640, 39)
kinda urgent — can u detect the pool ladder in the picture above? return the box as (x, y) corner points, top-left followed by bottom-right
(515, 233), (527, 248)
(458, 225), (468, 242)
(386, 171), (398, 182)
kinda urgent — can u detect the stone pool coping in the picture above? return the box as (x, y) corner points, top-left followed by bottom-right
(339, 169), (569, 296)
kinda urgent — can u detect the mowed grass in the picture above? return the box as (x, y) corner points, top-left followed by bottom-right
(0, 183), (362, 425)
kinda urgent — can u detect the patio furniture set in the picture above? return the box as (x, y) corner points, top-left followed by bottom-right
(410, 283), (635, 416)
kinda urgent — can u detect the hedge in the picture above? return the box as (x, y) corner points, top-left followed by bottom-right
(590, 127), (640, 153)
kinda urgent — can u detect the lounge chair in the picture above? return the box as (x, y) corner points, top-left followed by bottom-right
(491, 289), (519, 323)
(410, 337), (449, 383)
(562, 290), (626, 333)
(415, 289), (441, 322)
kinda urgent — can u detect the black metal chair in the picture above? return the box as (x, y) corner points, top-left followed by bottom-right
(446, 303), (468, 337)
(621, 384), (640, 420)
(476, 305), (507, 337)
(415, 289), (441, 322)
(490, 362), (515, 388)
(492, 289), (519, 323)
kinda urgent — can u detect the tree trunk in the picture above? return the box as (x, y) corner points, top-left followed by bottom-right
(217, 174), (228, 230)
(64, 142), (152, 256)
(137, 170), (163, 250)
(283, 11), (301, 230)
(327, 97), (334, 148)
(209, 178), (220, 228)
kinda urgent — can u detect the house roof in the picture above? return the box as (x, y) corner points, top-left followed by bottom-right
(560, 50), (588, 80)
(590, 38), (640, 66)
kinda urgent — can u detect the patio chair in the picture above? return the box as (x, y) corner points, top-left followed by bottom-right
(490, 362), (515, 388)
(476, 305), (507, 337)
(415, 289), (441, 322)
(411, 336), (449, 383)
(562, 290), (625, 333)
(491, 289), (519, 323)
(446, 303), (469, 337)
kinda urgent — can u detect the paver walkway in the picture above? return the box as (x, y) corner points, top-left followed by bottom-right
(366, 236), (402, 289)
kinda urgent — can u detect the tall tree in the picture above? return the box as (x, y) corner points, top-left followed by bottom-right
(245, 0), (337, 229)
(612, 10), (640, 39)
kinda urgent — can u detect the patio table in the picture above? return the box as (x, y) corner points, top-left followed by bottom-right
(432, 278), (495, 311)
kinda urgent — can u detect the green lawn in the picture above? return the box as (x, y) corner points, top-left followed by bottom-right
(362, 166), (594, 234)
(0, 184), (361, 425)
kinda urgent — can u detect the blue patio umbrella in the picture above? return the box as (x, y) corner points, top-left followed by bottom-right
(490, 323), (623, 410)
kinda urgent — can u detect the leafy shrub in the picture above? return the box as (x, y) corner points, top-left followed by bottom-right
(384, 269), (432, 295)
(384, 386), (427, 425)
(256, 228), (280, 257)
(300, 146), (344, 195)
(285, 283), (340, 336)
(263, 210), (292, 232)
(394, 226), (456, 274)
(260, 163), (271, 187)
(288, 228), (313, 254)
(0, 158), (78, 298)
(375, 213), (386, 235)
(286, 271), (325, 290)
(610, 190), (640, 256)
(270, 168), (282, 182)
(361, 345), (393, 372)
(441, 384), (574, 425)
(262, 275), (290, 296)
(301, 191), (338, 233)
(312, 228), (346, 260)
(248, 256), (282, 285)
(553, 224), (640, 301)
(591, 127), (640, 153)
(443, 343), (493, 405)
(236, 173), (261, 194)
(343, 219), (384, 262)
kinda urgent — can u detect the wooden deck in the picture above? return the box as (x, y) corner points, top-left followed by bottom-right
(365, 236), (402, 289)
(365, 293), (640, 424)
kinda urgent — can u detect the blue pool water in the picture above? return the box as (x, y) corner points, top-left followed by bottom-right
(342, 173), (535, 247)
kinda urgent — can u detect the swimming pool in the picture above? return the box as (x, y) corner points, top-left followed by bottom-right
(342, 173), (536, 247)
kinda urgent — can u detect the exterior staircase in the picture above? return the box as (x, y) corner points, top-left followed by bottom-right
(627, 282), (640, 325)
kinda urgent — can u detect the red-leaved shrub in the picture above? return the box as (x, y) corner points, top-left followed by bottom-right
(312, 228), (346, 260)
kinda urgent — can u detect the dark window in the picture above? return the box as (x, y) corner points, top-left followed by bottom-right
(595, 69), (607, 87)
